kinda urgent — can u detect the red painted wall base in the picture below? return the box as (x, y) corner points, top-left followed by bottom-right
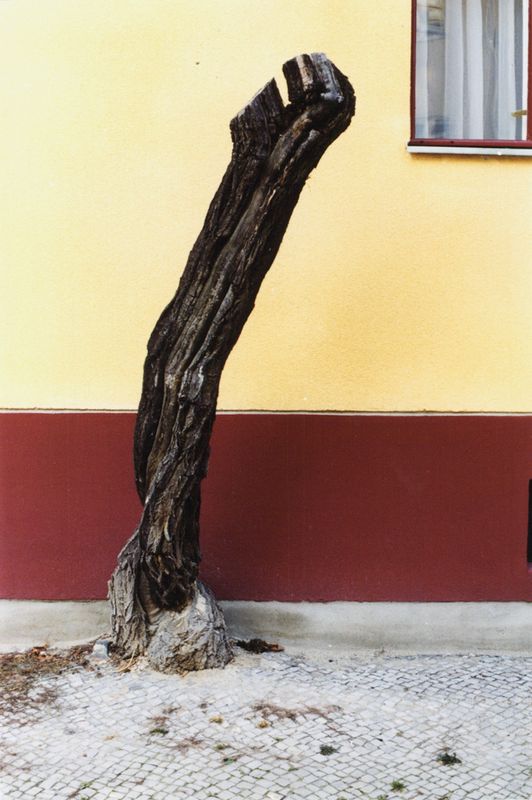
(1, 412), (531, 601)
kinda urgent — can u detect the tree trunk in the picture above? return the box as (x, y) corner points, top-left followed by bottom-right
(109, 53), (355, 671)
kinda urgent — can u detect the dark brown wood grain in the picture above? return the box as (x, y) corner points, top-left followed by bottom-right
(109, 54), (355, 663)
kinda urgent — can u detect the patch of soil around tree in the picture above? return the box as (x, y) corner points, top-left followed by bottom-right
(0, 644), (94, 716)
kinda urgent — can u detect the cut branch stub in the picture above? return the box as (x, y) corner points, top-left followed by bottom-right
(109, 54), (355, 666)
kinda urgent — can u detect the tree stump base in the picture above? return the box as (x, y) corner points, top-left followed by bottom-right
(146, 582), (233, 673)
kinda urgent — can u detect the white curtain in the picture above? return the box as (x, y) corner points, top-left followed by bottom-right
(415, 0), (529, 140)
(416, 1), (430, 137)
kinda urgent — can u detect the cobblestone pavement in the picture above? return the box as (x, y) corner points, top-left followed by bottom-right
(1, 647), (531, 800)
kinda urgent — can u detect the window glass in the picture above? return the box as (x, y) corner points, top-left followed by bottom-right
(415, 0), (529, 140)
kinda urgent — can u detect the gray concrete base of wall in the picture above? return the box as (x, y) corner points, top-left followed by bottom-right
(1, 600), (530, 654)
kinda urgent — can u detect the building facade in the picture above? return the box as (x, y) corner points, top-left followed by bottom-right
(1, 0), (531, 602)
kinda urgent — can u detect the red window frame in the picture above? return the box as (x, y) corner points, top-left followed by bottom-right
(409, 0), (532, 149)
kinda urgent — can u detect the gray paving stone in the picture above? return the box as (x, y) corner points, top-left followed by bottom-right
(1, 650), (532, 799)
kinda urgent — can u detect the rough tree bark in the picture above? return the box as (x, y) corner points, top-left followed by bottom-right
(109, 53), (355, 671)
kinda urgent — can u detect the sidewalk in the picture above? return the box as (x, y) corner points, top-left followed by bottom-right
(1, 645), (531, 799)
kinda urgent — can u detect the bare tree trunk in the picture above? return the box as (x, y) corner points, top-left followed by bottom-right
(109, 53), (355, 671)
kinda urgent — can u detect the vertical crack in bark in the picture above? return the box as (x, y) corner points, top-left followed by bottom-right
(109, 54), (356, 666)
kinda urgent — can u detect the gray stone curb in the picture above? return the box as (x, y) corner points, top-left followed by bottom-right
(1, 599), (531, 653)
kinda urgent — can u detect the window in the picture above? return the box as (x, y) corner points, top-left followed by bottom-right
(410, 0), (532, 153)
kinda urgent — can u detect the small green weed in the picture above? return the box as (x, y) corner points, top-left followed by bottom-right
(319, 744), (337, 756)
(437, 750), (462, 766)
(390, 779), (406, 791)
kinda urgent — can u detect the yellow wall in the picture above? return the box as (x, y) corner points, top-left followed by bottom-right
(1, 0), (531, 411)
